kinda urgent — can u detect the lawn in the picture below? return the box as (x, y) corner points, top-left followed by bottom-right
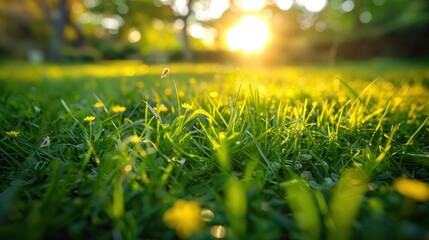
(0, 61), (428, 239)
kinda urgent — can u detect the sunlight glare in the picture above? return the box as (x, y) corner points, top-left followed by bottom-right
(296, 0), (327, 12)
(226, 16), (269, 53)
(237, 0), (266, 11)
(209, 0), (230, 19)
(189, 23), (206, 39)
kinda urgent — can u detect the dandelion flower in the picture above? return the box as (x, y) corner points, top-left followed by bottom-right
(163, 200), (204, 238)
(394, 177), (429, 202)
(112, 105), (126, 113)
(94, 102), (105, 108)
(129, 135), (141, 144)
(161, 67), (170, 78)
(164, 88), (172, 96)
(154, 104), (168, 113)
(135, 81), (144, 89)
(209, 91), (219, 98)
(178, 90), (185, 98)
(83, 116), (96, 122)
(6, 131), (20, 137)
(123, 164), (132, 173)
(189, 78), (197, 85)
(181, 103), (193, 110)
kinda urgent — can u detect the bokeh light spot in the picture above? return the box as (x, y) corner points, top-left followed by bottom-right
(128, 29), (141, 43)
(275, 0), (293, 11)
(200, 208), (214, 222)
(359, 11), (373, 24)
(210, 225), (226, 238)
(297, 0), (327, 12)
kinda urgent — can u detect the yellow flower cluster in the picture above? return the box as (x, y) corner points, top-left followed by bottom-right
(163, 200), (204, 238)
(394, 177), (429, 202)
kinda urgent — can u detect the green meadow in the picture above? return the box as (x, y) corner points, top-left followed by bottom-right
(0, 61), (428, 239)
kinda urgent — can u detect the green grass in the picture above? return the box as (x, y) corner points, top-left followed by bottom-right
(0, 61), (428, 239)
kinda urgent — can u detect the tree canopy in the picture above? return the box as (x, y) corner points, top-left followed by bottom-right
(0, 0), (427, 62)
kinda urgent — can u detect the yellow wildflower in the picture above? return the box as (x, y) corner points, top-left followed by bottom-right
(181, 103), (193, 110)
(135, 81), (144, 89)
(129, 135), (141, 144)
(209, 91), (219, 98)
(94, 102), (105, 108)
(6, 131), (20, 137)
(112, 105), (126, 113)
(178, 90), (185, 98)
(123, 164), (132, 174)
(164, 88), (172, 96)
(163, 200), (204, 238)
(83, 116), (96, 122)
(189, 78), (197, 85)
(394, 177), (429, 202)
(154, 104), (168, 113)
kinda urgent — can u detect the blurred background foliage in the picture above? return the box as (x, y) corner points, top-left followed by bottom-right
(0, 0), (428, 64)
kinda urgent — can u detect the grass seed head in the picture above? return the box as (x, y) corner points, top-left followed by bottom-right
(161, 67), (170, 78)
(40, 136), (51, 148)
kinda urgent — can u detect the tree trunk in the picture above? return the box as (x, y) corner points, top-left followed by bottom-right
(179, 0), (194, 61)
(37, 0), (68, 61)
(329, 33), (340, 68)
(181, 16), (193, 61)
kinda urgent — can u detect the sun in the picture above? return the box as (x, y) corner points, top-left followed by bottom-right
(226, 16), (270, 53)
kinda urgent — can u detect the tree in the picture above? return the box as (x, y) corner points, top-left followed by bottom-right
(36, 0), (86, 61)
(156, 0), (195, 61)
